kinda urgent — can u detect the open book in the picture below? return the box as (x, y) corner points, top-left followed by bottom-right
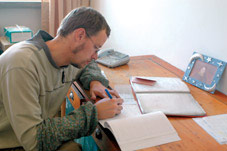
(99, 85), (180, 151)
(130, 76), (206, 117)
(100, 109), (180, 151)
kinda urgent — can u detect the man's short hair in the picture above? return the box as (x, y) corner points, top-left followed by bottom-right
(57, 7), (111, 37)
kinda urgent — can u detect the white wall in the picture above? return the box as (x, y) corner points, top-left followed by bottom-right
(92, 0), (227, 94)
(0, 1), (226, 93)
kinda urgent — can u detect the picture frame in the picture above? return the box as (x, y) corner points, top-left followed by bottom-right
(183, 52), (226, 94)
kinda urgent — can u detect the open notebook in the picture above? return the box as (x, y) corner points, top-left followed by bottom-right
(100, 108), (180, 151)
(130, 76), (206, 117)
(98, 85), (180, 151)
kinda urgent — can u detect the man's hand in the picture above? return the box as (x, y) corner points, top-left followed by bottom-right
(90, 81), (120, 100)
(95, 98), (123, 120)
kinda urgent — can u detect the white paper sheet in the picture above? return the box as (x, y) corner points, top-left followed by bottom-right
(99, 104), (141, 126)
(114, 84), (136, 105)
(193, 114), (227, 144)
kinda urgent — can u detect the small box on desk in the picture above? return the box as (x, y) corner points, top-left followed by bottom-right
(4, 26), (33, 43)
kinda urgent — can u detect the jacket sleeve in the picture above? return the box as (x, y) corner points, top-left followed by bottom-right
(37, 102), (98, 151)
(79, 60), (109, 90)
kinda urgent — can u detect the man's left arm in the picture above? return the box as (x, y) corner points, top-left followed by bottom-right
(79, 60), (109, 90)
(79, 61), (120, 100)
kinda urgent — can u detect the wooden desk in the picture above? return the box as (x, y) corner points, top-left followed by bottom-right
(92, 55), (227, 151)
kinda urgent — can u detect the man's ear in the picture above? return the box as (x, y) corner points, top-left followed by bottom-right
(74, 28), (86, 41)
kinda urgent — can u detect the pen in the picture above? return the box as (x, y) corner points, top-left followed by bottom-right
(105, 89), (112, 99)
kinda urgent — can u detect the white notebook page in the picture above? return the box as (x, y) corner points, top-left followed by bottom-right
(131, 77), (190, 93)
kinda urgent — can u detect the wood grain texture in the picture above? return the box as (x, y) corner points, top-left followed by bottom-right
(97, 55), (227, 151)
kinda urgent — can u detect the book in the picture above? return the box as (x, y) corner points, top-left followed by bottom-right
(99, 85), (180, 151)
(130, 76), (206, 117)
(100, 108), (180, 151)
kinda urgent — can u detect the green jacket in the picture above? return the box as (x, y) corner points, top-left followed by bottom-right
(0, 30), (109, 151)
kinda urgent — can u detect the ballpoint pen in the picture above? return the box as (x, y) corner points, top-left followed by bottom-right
(105, 89), (112, 99)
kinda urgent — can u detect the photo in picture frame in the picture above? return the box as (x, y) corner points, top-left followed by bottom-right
(183, 52), (226, 94)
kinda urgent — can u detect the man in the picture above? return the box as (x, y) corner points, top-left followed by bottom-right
(0, 7), (123, 151)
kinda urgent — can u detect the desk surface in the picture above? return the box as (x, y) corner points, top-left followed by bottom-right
(96, 55), (227, 151)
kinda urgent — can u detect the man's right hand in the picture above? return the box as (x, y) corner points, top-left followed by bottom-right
(95, 98), (123, 120)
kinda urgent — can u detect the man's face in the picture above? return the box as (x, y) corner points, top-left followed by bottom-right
(71, 29), (107, 68)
